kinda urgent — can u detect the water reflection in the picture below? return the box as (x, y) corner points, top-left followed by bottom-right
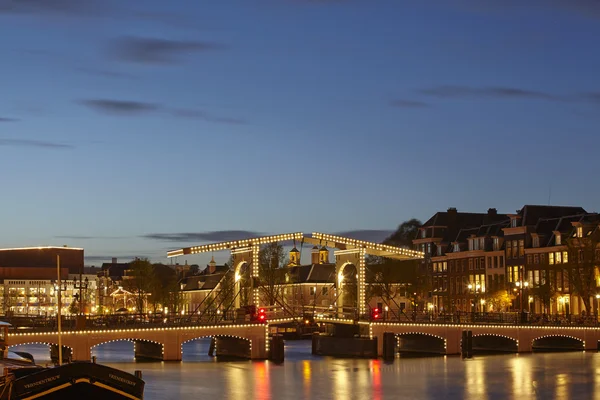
(10, 341), (600, 400)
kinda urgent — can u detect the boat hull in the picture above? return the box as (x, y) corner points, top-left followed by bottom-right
(8, 362), (144, 400)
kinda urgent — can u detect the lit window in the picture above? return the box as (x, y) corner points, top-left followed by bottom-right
(555, 234), (561, 245)
(563, 251), (568, 263)
(549, 252), (554, 265)
(577, 226), (583, 238)
(556, 252), (562, 264)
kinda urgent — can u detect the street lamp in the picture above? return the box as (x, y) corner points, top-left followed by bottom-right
(515, 281), (529, 311)
(595, 294), (600, 321)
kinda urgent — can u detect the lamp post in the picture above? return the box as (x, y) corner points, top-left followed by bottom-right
(595, 294), (600, 322)
(73, 277), (89, 329)
(515, 281), (529, 311)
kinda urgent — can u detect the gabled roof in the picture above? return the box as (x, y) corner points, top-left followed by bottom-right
(519, 205), (587, 226)
(180, 273), (226, 291)
(286, 264), (336, 284)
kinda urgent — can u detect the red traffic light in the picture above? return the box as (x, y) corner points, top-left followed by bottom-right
(259, 308), (265, 314)
(259, 314), (266, 321)
(373, 308), (379, 313)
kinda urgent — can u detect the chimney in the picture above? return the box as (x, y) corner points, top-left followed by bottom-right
(488, 208), (497, 216)
(311, 246), (319, 264)
(112, 257), (117, 265)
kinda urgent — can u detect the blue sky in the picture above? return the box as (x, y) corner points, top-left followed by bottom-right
(1, 0), (599, 266)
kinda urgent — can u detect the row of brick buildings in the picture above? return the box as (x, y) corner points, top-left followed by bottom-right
(418, 205), (600, 315)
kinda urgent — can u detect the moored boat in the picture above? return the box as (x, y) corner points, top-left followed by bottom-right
(0, 322), (145, 400)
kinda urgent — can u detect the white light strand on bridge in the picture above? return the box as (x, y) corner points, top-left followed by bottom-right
(311, 232), (424, 258)
(167, 233), (304, 257)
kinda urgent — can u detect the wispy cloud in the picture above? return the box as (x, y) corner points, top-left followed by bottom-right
(390, 99), (429, 108)
(419, 85), (558, 100)
(79, 98), (246, 124)
(0, 117), (19, 122)
(142, 230), (264, 243)
(580, 92), (600, 104)
(55, 235), (124, 240)
(84, 255), (140, 263)
(79, 99), (160, 115)
(0, 138), (73, 149)
(109, 36), (225, 64)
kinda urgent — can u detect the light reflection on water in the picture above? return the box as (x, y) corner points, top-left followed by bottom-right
(9, 341), (600, 399)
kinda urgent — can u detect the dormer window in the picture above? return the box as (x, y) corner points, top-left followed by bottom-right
(511, 218), (518, 228)
(555, 234), (561, 245)
(577, 226), (583, 238)
(532, 236), (539, 248)
(454, 243), (460, 252)
(479, 238), (485, 250)
(493, 238), (499, 251)
(469, 240), (474, 251)
(421, 229), (426, 239)
(437, 246), (443, 256)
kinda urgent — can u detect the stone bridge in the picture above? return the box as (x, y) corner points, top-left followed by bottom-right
(8, 323), (269, 361)
(370, 322), (600, 356)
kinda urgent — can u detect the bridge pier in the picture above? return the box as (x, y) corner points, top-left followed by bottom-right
(135, 341), (165, 361)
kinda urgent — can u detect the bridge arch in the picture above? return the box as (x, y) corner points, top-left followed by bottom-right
(337, 262), (358, 310)
(90, 338), (165, 361)
(396, 332), (446, 355)
(472, 334), (518, 353)
(181, 334), (252, 359)
(234, 261), (252, 308)
(532, 334), (584, 352)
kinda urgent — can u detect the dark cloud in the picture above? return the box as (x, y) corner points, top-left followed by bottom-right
(84, 255), (141, 263)
(142, 230), (264, 243)
(390, 99), (429, 108)
(580, 92), (600, 104)
(79, 99), (160, 115)
(172, 109), (246, 125)
(0, 117), (19, 122)
(79, 99), (245, 124)
(334, 230), (395, 243)
(419, 85), (557, 100)
(0, 0), (106, 16)
(110, 36), (225, 64)
(0, 138), (73, 149)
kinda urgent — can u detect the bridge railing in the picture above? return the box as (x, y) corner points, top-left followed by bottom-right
(4, 311), (600, 332)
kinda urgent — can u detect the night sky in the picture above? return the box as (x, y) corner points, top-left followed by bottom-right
(1, 0), (598, 266)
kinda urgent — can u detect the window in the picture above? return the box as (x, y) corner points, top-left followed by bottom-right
(479, 238), (485, 250)
(322, 287), (328, 296)
(556, 252), (562, 264)
(493, 238), (499, 251)
(506, 241), (512, 259)
(310, 287), (316, 296)
(532, 236), (539, 248)
(526, 255), (532, 264)
(534, 254), (539, 264)
(511, 218), (518, 228)
(555, 234), (561, 245)
(540, 253), (545, 263)
(512, 240), (518, 258)
(421, 229), (426, 239)
(468, 259), (473, 270)
(549, 252), (555, 265)
(563, 251), (568, 264)
(577, 226), (583, 238)
(475, 258), (479, 270)
(519, 240), (525, 257)
(469, 239), (475, 251)
(437, 246), (443, 256)
(454, 243), (460, 252)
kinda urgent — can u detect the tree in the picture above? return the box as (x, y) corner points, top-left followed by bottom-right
(123, 258), (154, 313)
(150, 264), (180, 313)
(258, 242), (287, 306)
(485, 290), (513, 312)
(530, 282), (556, 314)
(566, 228), (600, 314)
(384, 219), (422, 247)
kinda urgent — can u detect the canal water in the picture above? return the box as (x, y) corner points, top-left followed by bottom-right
(10, 340), (600, 399)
